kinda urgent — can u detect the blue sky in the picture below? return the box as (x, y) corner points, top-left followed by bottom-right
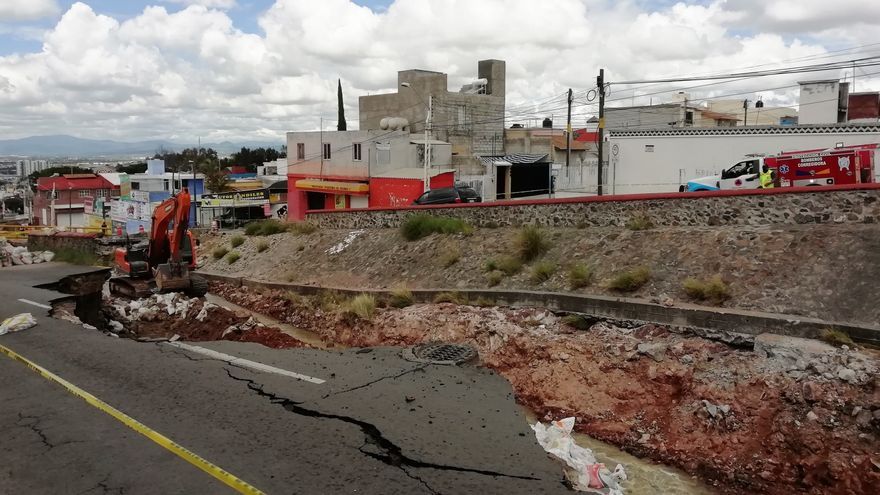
(0, 0), (394, 55)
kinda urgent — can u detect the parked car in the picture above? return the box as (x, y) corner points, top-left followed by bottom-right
(412, 186), (481, 205)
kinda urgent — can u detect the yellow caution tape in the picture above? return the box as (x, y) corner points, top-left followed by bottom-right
(0, 343), (264, 495)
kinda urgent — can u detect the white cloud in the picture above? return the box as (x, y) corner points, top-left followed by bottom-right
(0, 0), (878, 142)
(0, 0), (60, 21)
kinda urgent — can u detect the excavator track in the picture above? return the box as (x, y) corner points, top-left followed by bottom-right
(108, 276), (156, 299)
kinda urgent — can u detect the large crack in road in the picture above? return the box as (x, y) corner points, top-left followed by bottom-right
(222, 367), (544, 494)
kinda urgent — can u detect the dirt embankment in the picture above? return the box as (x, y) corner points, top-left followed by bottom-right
(210, 282), (880, 495)
(198, 223), (880, 325)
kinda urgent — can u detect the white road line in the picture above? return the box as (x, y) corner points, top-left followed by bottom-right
(165, 342), (325, 384)
(18, 299), (52, 310)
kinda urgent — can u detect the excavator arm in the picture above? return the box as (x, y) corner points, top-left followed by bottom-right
(147, 188), (191, 268)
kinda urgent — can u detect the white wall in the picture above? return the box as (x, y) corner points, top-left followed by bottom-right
(608, 126), (880, 194)
(799, 81), (842, 125)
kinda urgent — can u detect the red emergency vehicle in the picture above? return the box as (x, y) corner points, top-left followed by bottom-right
(772, 143), (878, 188)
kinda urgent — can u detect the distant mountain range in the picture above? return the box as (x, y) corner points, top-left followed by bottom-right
(0, 135), (284, 158)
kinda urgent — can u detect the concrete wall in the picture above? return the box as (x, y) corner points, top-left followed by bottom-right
(608, 124), (880, 194)
(606, 104), (682, 130)
(799, 81), (849, 124)
(305, 185), (880, 229)
(28, 231), (99, 254)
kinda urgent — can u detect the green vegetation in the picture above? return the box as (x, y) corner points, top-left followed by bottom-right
(517, 225), (551, 262)
(496, 256), (523, 276)
(474, 296), (496, 307)
(433, 291), (468, 305)
(483, 259), (498, 272)
(400, 214), (472, 241)
(568, 263), (592, 289)
(348, 294), (377, 320)
(607, 266), (651, 292)
(212, 247), (229, 259)
(530, 260), (557, 284)
(820, 328), (855, 347)
(561, 314), (593, 330)
(245, 219), (288, 236)
(230, 235), (245, 248)
(225, 251), (241, 264)
(284, 291), (306, 306)
(52, 247), (103, 266)
(255, 240), (269, 253)
(682, 275), (731, 304)
(486, 270), (504, 287)
(289, 222), (317, 235)
(626, 211), (654, 231)
(316, 290), (346, 312)
(389, 288), (414, 308)
(439, 246), (461, 268)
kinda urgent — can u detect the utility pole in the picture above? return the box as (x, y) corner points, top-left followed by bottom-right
(565, 88), (573, 179)
(423, 94), (432, 192)
(194, 137), (199, 226)
(743, 99), (749, 127)
(597, 69), (606, 196)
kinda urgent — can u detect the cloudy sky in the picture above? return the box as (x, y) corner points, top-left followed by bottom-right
(1, 0), (878, 143)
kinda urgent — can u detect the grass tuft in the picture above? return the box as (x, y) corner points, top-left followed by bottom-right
(530, 260), (557, 284)
(625, 211), (654, 231)
(389, 288), (414, 308)
(562, 314), (593, 330)
(225, 251), (241, 264)
(820, 328), (855, 348)
(212, 246), (229, 259)
(289, 222), (318, 235)
(433, 291), (468, 305)
(474, 296), (496, 307)
(244, 219), (288, 236)
(517, 225), (551, 262)
(486, 270), (504, 287)
(496, 256), (523, 276)
(438, 246), (461, 268)
(348, 294), (377, 320)
(255, 240), (269, 253)
(230, 235), (245, 248)
(682, 275), (731, 304)
(607, 266), (651, 292)
(400, 214), (472, 241)
(568, 263), (592, 289)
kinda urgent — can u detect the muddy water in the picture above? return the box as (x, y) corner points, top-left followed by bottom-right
(204, 293), (328, 348)
(521, 409), (714, 495)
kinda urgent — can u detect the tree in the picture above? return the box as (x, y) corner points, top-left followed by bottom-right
(228, 146), (284, 172)
(337, 78), (347, 131)
(201, 159), (231, 193)
(115, 162), (147, 174)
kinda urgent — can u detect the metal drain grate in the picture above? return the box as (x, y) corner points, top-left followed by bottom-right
(406, 342), (478, 365)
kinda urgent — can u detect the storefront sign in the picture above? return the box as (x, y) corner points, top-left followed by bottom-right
(119, 174), (131, 200)
(201, 188), (270, 207)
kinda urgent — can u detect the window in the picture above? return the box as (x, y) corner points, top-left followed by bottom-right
(685, 111), (694, 126)
(296, 143), (305, 160)
(96, 189), (108, 197)
(164, 179), (170, 191)
(78, 189), (91, 198)
(323, 143), (331, 159)
(131, 182), (140, 190)
(353, 143), (362, 161)
(376, 143), (390, 165)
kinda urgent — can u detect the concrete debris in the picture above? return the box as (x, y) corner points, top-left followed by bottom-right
(754, 333), (877, 385)
(1, 241), (54, 267)
(806, 411), (819, 422)
(836, 367), (857, 384)
(195, 302), (218, 322)
(636, 343), (666, 362)
(679, 354), (694, 365)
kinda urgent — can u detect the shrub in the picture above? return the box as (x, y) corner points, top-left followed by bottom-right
(607, 267), (651, 292)
(289, 222), (317, 235)
(255, 240), (269, 253)
(517, 225), (551, 262)
(433, 291), (468, 305)
(626, 211), (654, 231)
(52, 247), (103, 266)
(284, 291), (306, 306)
(474, 296), (496, 307)
(530, 260), (557, 284)
(820, 328), (854, 347)
(486, 270), (504, 287)
(316, 290), (345, 312)
(348, 294), (377, 320)
(484, 259), (499, 272)
(389, 288), (414, 308)
(568, 263), (592, 289)
(212, 246), (229, 259)
(225, 251), (241, 264)
(400, 214), (472, 241)
(230, 235), (245, 248)
(562, 314), (592, 330)
(682, 275), (731, 304)
(244, 219), (288, 236)
(439, 246), (460, 268)
(496, 256), (523, 276)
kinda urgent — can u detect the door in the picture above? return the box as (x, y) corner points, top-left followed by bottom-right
(718, 160), (759, 190)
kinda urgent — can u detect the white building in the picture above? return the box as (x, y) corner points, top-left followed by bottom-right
(799, 80), (850, 125)
(16, 159), (50, 177)
(607, 123), (880, 195)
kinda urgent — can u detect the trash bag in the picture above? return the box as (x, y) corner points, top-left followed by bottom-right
(0, 313), (38, 335)
(532, 418), (628, 494)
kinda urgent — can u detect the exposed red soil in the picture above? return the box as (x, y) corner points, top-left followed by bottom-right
(211, 282), (880, 495)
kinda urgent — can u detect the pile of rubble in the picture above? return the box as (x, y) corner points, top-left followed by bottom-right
(0, 237), (54, 267)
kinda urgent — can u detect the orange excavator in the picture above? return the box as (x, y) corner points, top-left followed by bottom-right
(109, 187), (208, 298)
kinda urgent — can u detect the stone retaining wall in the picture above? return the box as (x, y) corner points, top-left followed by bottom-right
(305, 185), (880, 229)
(28, 232), (100, 253)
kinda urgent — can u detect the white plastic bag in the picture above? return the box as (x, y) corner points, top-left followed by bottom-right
(532, 417), (627, 493)
(0, 313), (37, 335)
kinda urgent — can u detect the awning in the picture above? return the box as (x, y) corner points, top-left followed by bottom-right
(295, 179), (369, 195)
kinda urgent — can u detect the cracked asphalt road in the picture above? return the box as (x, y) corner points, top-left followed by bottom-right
(0, 264), (567, 494)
